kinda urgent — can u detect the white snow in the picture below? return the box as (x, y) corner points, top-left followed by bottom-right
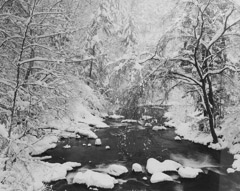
(142, 176), (148, 180)
(31, 161), (81, 190)
(105, 146), (111, 150)
(108, 114), (124, 119)
(142, 115), (153, 120)
(227, 168), (235, 173)
(152, 126), (167, 131)
(73, 170), (118, 189)
(88, 143), (91, 147)
(75, 128), (98, 139)
(146, 158), (182, 174)
(178, 167), (203, 178)
(132, 163), (143, 172)
(174, 136), (182, 141)
(63, 144), (71, 148)
(95, 138), (102, 146)
(29, 135), (58, 155)
(121, 119), (138, 123)
(0, 124), (8, 138)
(145, 123), (152, 127)
(146, 158), (162, 174)
(150, 172), (174, 183)
(106, 164), (128, 176)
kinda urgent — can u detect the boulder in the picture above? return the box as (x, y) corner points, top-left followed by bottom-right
(132, 163), (143, 172)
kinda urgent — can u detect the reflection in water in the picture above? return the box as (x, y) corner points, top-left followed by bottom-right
(170, 153), (218, 168)
(42, 116), (240, 191)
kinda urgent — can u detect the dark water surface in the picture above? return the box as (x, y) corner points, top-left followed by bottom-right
(41, 109), (240, 191)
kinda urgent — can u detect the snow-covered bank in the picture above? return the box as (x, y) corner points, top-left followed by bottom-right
(0, 80), (110, 191)
(164, 88), (240, 172)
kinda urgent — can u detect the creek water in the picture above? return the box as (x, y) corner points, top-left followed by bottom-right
(41, 107), (240, 191)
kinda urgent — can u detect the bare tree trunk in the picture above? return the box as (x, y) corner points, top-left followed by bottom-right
(202, 82), (218, 143)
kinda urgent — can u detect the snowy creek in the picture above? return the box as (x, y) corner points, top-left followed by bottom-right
(40, 107), (240, 191)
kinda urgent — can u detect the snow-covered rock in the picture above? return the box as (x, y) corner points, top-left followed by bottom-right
(88, 143), (91, 147)
(147, 158), (162, 174)
(142, 177), (147, 180)
(105, 146), (110, 150)
(150, 172), (174, 183)
(227, 168), (235, 173)
(108, 114), (124, 119)
(31, 161), (81, 190)
(29, 135), (58, 155)
(145, 123), (152, 127)
(75, 129), (98, 139)
(178, 167), (203, 178)
(63, 144), (71, 148)
(121, 119), (138, 123)
(152, 126), (167, 131)
(161, 160), (182, 171)
(146, 158), (182, 174)
(106, 164), (128, 176)
(174, 136), (182, 141)
(142, 115), (153, 120)
(73, 170), (118, 189)
(132, 163), (143, 172)
(232, 157), (240, 171)
(95, 138), (102, 146)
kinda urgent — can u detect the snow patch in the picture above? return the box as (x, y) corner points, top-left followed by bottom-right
(73, 170), (118, 189)
(63, 144), (71, 148)
(106, 164), (128, 176)
(152, 126), (167, 131)
(121, 119), (138, 123)
(108, 114), (124, 119)
(150, 172), (174, 183)
(132, 163), (143, 172)
(95, 138), (102, 146)
(178, 167), (203, 178)
(146, 158), (182, 174)
(29, 135), (58, 155)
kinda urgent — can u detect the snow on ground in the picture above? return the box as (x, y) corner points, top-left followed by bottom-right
(152, 126), (167, 131)
(32, 161), (81, 190)
(26, 135), (59, 155)
(150, 172), (174, 183)
(141, 115), (153, 120)
(1, 160), (81, 191)
(73, 170), (118, 189)
(121, 119), (138, 123)
(0, 124), (8, 138)
(164, 87), (240, 172)
(108, 114), (125, 119)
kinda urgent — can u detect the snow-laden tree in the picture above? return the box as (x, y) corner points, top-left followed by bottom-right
(152, 0), (240, 143)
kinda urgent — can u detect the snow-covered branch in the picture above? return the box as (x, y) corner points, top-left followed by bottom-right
(170, 71), (202, 87)
(170, 57), (195, 66)
(207, 7), (235, 50)
(203, 66), (239, 80)
(18, 57), (58, 65)
(33, 12), (64, 16)
(23, 43), (52, 51)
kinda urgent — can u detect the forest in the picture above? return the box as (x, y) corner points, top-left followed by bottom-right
(1, 0), (240, 190)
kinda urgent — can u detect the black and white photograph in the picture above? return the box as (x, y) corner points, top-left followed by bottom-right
(0, 0), (240, 190)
